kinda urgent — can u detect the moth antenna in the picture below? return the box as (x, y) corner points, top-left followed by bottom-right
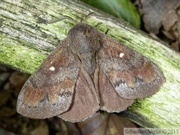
(48, 12), (95, 25)
(47, 15), (76, 25)
(80, 12), (95, 22)
(79, 12), (102, 30)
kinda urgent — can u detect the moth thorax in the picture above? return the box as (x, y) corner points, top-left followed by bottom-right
(80, 52), (96, 75)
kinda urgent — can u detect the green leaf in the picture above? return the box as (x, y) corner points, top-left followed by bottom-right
(80, 0), (141, 28)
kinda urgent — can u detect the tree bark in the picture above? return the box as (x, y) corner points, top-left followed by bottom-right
(0, 0), (180, 129)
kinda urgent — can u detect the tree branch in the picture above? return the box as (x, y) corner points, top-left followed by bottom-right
(0, 0), (179, 128)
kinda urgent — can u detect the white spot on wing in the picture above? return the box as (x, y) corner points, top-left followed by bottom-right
(119, 53), (124, 58)
(49, 66), (55, 71)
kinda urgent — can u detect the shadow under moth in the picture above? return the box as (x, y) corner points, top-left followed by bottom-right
(17, 23), (165, 123)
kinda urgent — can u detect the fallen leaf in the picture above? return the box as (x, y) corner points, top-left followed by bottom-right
(77, 112), (140, 135)
(138, 0), (180, 34)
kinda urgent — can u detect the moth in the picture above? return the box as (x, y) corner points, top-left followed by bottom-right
(17, 23), (165, 122)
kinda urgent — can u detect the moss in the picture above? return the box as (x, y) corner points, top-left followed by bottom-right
(0, 35), (47, 74)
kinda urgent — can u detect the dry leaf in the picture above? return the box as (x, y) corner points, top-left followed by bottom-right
(137, 0), (180, 51)
(47, 118), (80, 135)
(138, 0), (180, 34)
(77, 112), (141, 135)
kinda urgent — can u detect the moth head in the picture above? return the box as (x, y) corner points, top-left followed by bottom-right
(68, 23), (101, 54)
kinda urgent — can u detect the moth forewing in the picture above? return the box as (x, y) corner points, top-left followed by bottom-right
(17, 43), (81, 119)
(98, 33), (166, 99)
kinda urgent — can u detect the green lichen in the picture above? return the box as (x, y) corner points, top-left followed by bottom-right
(0, 35), (47, 74)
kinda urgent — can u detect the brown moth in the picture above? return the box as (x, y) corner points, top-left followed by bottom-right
(17, 23), (165, 122)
